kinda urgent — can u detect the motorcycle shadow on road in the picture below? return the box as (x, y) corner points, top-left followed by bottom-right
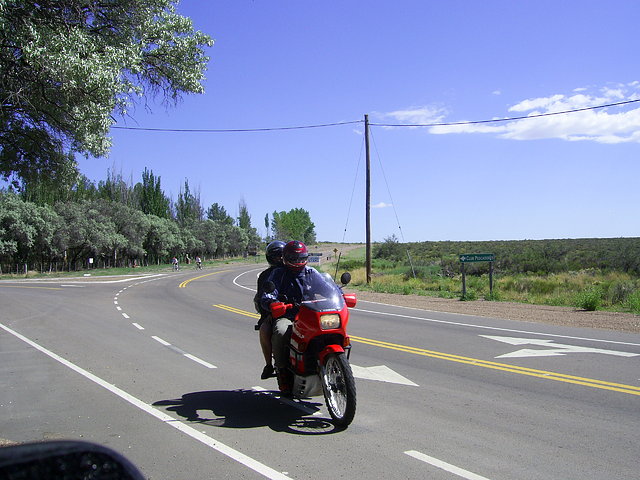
(152, 389), (342, 435)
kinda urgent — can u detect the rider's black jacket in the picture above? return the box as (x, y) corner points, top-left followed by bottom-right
(260, 266), (324, 321)
(254, 265), (278, 321)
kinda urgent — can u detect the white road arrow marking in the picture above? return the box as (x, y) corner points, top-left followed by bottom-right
(481, 335), (639, 359)
(351, 364), (419, 386)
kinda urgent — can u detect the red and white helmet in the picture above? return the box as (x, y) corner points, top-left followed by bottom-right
(282, 241), (308, 272)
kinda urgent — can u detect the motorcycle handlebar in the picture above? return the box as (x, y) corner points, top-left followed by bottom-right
(270, 301), (293, 318)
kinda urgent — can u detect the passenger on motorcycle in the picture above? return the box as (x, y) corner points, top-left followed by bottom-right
(260, 240), (325, 393)
(254, 240), (285, 379)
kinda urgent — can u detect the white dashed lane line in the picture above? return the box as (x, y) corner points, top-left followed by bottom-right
(405, 451), (492, 480)
(152, 336), (217, 369)
(184, 354), (217, 369)
(0, 322), (289, 480)
(115, 281), (217, 369)
(152, 335), (171, 346)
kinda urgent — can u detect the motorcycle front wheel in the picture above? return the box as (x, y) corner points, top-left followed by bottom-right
(321, 352), (356, 428)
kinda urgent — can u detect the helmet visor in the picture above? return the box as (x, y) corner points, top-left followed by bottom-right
(284, 252), (308, 266)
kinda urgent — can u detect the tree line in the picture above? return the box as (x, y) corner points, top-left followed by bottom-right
(374, 236), (640, 277)
(0, 168), (316, 274)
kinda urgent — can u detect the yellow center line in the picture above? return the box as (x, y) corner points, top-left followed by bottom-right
(0, 285), (62, 290)
(350, 335), (640, 396)
(211, 304), (640, 397)
(214, 304), (260, 319)
(179, 270), (230, 288)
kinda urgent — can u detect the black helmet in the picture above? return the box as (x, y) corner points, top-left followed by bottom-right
(265, 241), (286, 266)
(282, 240), (308, 272)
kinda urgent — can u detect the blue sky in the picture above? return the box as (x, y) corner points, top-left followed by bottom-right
(81, 0), (640, 243)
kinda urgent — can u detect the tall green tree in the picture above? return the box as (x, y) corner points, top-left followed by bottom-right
(144, 214), (183, 264)
(54, 200), (125, 268)
(271, 208), (316, 244)
(0, 0), (213, 186)
(175, 179), (202, 227)
(97, 169), (135, 206)
(94, 200), (149, 263)
(16, 159), (81, 205)
(237, 199), (251, 230)
(207, 203), (234, 225)
(237, 198), (260, 251)
(264, 213), (270, 242)
(135, 168), (170, 218)
(0, 192), (60, 267)
(192, 219), (218, 257)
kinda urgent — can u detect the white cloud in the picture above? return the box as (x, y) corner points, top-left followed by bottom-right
(509, 94), (565, 112)
(374, 105), (447, 127)
(372, 202), (393, 208)
(429, 82), (640, 143)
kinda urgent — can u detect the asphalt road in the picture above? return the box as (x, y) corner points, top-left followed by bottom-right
(1, 264), (639, 479)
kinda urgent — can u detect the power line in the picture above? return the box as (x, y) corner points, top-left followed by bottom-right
(112, 119), (362, 133)
(370, 98), (640, 128)
(109, 98), (640, 133)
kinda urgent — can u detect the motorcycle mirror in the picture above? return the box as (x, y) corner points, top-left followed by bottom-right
(340, 272), (351, 285)
(343, 293), (357, 308)
(264, 281), (276, 293)
(0, 440), (146, 480)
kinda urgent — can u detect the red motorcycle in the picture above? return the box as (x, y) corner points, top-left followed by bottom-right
(268, 272), (357, 428)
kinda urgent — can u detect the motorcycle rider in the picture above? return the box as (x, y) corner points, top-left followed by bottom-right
(261, 240), (325, 394)
(254, 240), (286, 379)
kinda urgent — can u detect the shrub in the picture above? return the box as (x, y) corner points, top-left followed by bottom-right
(461, 290), (478, 301)
(484, 291), (502, 301)
(338, 259), (364, 271)
(574, 287), (603, 311)
(608, 281), (636, 304)
(625, 291), (640, 314)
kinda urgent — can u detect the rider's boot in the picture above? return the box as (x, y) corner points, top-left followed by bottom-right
(261, 364), (275, 380)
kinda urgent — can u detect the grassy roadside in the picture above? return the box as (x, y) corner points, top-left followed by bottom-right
(320, 245), (640, 315)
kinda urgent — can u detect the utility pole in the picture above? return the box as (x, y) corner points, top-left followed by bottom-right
(365, 114), (371, 284)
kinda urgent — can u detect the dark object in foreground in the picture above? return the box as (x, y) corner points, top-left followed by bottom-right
(0, 440), (146, 480)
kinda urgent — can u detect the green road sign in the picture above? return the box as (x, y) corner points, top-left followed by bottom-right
(459, 253), (495, 263)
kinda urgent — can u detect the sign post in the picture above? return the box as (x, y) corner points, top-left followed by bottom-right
(459, 253), (496, 299)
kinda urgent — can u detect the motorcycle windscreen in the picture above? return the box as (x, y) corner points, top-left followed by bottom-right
(299, 273), (346, 312)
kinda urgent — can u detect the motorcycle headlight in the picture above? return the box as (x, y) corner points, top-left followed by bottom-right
(320, 314), (341, 330)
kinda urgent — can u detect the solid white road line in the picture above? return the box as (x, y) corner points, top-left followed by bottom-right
(405, 451), (492, 480)
(233, 267), (638, 348)
(355, 307), (640, 347)
(0, 322), (292, 480)
(233, 269), (262, 292)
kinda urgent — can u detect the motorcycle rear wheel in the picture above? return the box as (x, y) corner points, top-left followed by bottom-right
(321, 352), (356, 427)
